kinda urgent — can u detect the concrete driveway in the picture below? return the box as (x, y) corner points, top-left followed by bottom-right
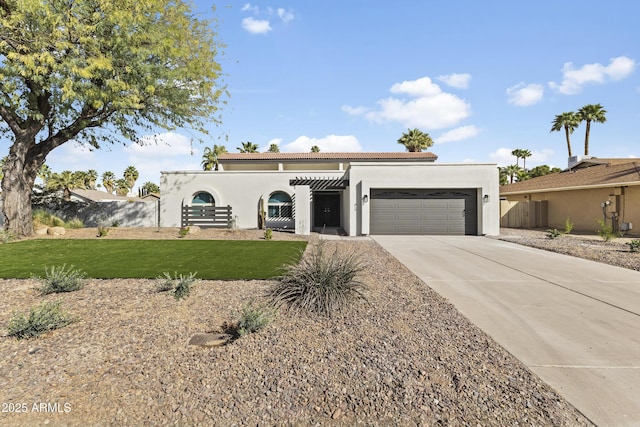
(373, 235), (640, 427)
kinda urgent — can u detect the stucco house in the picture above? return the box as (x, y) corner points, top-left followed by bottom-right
(160, 152), (499, 236)
(500, 157), (640, 234)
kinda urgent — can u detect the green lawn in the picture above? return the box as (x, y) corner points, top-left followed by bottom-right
(0, 240), (307, 279)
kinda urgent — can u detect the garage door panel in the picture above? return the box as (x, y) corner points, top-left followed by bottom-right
(370, 189), (476, 235)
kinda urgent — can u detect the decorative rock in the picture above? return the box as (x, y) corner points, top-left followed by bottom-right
(47, 226), (66, 236)
(188, 333), (231, 347)
(188, 226), (201, 234)
(35, 227), (49, 236)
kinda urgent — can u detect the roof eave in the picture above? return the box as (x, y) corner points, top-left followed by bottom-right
(500, 180), (640, 195)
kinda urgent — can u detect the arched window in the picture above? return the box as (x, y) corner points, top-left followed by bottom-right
(192, 191), (215, 206)
(268, 191), (292, 219)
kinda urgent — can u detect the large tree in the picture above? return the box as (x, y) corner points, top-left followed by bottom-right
(47, 170), (81, 201)
(0, 0), (225, 236)
(102, 171), (116, 194)
(123, 165), (139, 194)
(577, 104), (607, 156)
(397, 128), (433, 152)
(550, 112), (580, 157)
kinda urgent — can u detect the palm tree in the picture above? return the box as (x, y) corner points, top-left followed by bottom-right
(115, 178), (129, 196)
(141, 181), (160, 194)
(520, 149), (532, 170)
(397, 128), (434, 152)
(267, 143), (280, 153)
(577, 104), (607, 156)
(504, 164), (521, 184)
(102, 171), (116, 194)
(550, 112), (580, 157)
(85, 169), (98, 190)
(72, 171), (89, 189)
(123, 166), (139, 194)
(237, 141), (258, 153)
(511, 149), (523, 168)
(201, 144), (227, 170)
(37, 163), (51, 189)
(47, 170), (81, 201)
(310, 145), (320, 153)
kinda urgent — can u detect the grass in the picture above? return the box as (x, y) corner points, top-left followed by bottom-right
(0, 240), (307, 279)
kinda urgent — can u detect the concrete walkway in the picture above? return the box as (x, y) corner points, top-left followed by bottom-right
(373, 235), (640, 427)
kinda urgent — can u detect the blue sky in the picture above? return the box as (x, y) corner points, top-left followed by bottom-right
(21, 1), (640, 189)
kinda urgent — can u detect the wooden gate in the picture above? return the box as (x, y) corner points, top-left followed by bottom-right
(181, 205), (232, 228)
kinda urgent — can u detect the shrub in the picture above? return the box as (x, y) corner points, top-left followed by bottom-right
(96, 225), (109, 237)
(596, 219), (619, 242)
(65, 217), (84, 229)
(546, 228), (561, 239)
(178, 226), (190, 238)
(36, 264), (87, 295)
(156, 272), (197, 300)
(111, 220), (120, 227)
(267, 241), (366, 317)
(235, 300), (274, 336)
(627, 239), (640, 253)
(8, 301), (74, 339)
(0, 230), (16, 244)
(564, 218), (574, 234)
(33, 209), (65, 227)
(264, 228), (273, 241)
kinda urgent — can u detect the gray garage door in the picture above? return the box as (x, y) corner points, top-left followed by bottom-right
(370, 189), (477, 235)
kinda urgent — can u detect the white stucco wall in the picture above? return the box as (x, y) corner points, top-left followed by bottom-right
(347, 162), (499, 236)
(160, 170), (345, 230)
(160, 162), (499, 236)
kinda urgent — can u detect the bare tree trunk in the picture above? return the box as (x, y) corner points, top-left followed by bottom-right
(584, 121), (591, 156)
(564, 126), (573, 157)
(1, 137), (43, 237)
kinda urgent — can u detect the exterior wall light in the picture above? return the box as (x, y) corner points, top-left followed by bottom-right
(363, 195), (369, 203)
(483, 194), (490, 203)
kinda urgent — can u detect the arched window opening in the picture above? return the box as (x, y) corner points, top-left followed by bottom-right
(268, 191), (292, 219)
(192, 191), (215, 206)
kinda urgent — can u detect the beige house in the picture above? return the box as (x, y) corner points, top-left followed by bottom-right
(500, 158), (640, 235)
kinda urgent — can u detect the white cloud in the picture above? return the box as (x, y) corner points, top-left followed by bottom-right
(47, 142), (97, 170)
(241, 3), (258, 13)
(506, 83), (544, 106)
(242, 17), (272, 34)
(261, 138), (283, 152)
(277, 8), (295, 22)
(346, 75), (471, 130)
(341, 105), (369, 116)
(437, 73), (471, 89)
(435, 125), (480, 144)
(549, 56), (635, 95)
(281, 135), (362, 152)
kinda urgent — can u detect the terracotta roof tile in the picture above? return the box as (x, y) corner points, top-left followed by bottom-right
(218, 152), (438, 161)
(501, 160), (640, 194)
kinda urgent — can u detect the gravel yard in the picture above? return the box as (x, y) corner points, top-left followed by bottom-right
(0, 228), (600, 426)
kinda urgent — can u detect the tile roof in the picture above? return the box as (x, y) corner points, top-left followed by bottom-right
(501, 159), (640, 195)
(218, 152), (438, 161)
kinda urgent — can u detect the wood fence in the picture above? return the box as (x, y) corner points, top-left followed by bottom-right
(181, 205), (232, 228)
(500, 200), (548, 228)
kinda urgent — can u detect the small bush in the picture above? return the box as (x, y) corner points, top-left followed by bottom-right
(33, 209), (65, 227)
(178, 226), (190, 238)
(264, 228), (273, 241)
(596, 219), (619, 242)
(156, 272), (197, 300)
(96, 225), (109, 237)
(235, 300), (274, 336)
(0, 230), (16, 244)
(627, 239), (640, 253)
(546, 228), (561, 239)
(8, 301), (74, 339)
(65, 217), (84, 229)
(36, 264), (87, 295)
(564, 218), (574, 234)
(111, 220), (120, 227)
(267, 241), (366, 317)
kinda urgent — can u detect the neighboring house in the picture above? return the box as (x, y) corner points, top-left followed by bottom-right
(500, 157), (640, 234)
(70, 189), (148, 203)
(160, 152), (499, 236)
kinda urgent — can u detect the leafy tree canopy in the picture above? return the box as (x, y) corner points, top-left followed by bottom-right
(0, 0), (226, 236)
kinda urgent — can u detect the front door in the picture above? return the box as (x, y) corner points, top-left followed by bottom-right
(314, 193), (341, 227)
